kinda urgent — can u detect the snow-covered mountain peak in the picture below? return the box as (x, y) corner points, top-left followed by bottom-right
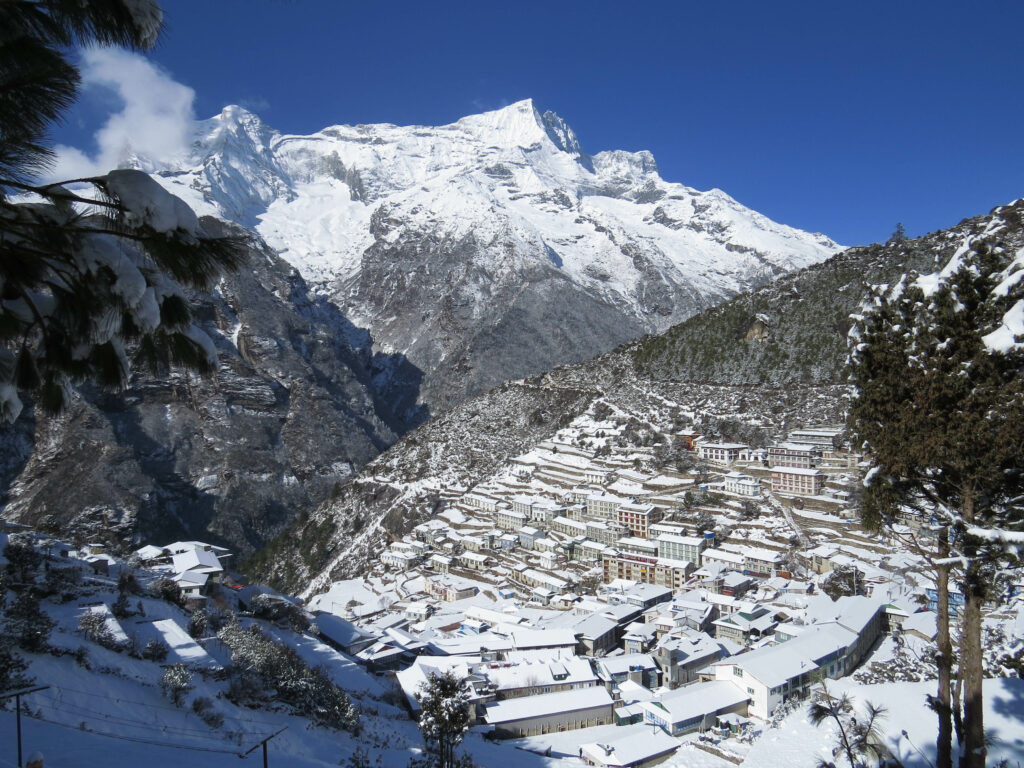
(197, 105), (276, 154)
(141, 99), (844, 411)
(451, 98), (553, 149)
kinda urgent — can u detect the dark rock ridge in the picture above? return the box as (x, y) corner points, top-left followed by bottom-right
(0, 223), (421, 556)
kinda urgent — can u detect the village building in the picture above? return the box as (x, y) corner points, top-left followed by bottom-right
(648, 522), (689, 538)
(573, 613), (619, 656)
(459, 551), (494, 571)
(617, 502), (665, 538)
(770, 467), (825, 496)
(405, 601), (434, 622)
(723, 472), (761, 496)
(381, 546), (422, 571)
(609, 582), (674, 610)
(483, 687), (615, 737)
(427, 554), (452, 574)
(654, 632), (734, 688)
(464, 492), (500, 512)
(805, 543), (840, 574)
(603, 552), (694, 590)
(712, 605), (777, 646)
(587, 492), (627, 519)
(594, 653), (660, 690)
(700, 548), (745, 571)
(552, 515), (588, 537)
(518, 525), (544, 549)
(615, 537), (659, 559)
(574, 539), (611, 563)
(621, 622), (659, 654)
(586, 520), (630, 546)
(719, 543), (784, 577)
(579, 727), (680, 768)
(424, 575), (478, 602)
(313, 612), (376, 655)
(639, 680), (749, 736)
(495, 508), (528, 532)
(697, 442), (748, 466)
(787, 427), (843, 450)
(656, 533), (707, 563)
(768, 442), (820, 469)
(520, 568), (569, 595)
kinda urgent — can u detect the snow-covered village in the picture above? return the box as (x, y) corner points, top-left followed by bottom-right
(3, 403), (1023, 767)
(3, 3), (1024, 768)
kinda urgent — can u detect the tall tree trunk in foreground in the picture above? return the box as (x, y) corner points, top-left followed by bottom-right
(934, 527), (954, 768)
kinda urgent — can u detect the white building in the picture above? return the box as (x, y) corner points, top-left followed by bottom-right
(484, 687), (615, 737)
(723, 472), (761, 496)
(697, 443), (747, 465)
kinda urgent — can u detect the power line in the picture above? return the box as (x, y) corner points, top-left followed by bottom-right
(17, 711), (243, 756)
(34, 694), (232, 740)
(49, 684), (286, 728)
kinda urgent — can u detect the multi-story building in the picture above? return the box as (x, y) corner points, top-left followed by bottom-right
(616, 502), (664, 538)
(603, 551), (694, 590)
(771, 467), (825, 496)
(768, 443), (819, 469)
(586, 492), (626, 519)
(787, 427), (843, 450)
(585, 520), (629, 546)
(552, 515), (587, 537)
(424, 576), (478, 602)
(495, 508), (528, 532)
(723, 472), (761, 496)
(656, 533), (707, 564)
(697, 442), (748, 465)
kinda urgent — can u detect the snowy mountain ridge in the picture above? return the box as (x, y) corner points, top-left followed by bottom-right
(143, 99), (841, 411)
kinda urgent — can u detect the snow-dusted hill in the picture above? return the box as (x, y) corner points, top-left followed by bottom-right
(246, 199), (1023, 594)
(151, 99), (841, 411)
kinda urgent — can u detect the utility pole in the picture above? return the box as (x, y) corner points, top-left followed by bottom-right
(240, 726), (287, 768)
(0, 685), (49, 768)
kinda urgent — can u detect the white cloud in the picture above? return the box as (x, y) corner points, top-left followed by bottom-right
(50, 48), (195, 180)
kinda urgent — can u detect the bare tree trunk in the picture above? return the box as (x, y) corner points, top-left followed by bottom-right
(960, 574), (987, 768)
(934, 531), (954, 768)
(955, 494), (987, 768)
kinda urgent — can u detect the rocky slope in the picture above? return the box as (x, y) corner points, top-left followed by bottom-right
(0, 223), (407, 556)
(155, 99), (841, 412)
(631, 199), (1024, 386)
(246, 200), (1024, 595)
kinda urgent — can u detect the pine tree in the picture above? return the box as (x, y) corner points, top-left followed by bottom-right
(849, 221), (1024, 768)
(415, 671), (470, 768)
(0, 0), (244, 421)
(4, 590), (55, 652)
(0, 636), (31, 694)
(160, 663), (193, 706)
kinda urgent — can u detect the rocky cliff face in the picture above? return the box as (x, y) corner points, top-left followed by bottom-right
(0, 224), (408, 556)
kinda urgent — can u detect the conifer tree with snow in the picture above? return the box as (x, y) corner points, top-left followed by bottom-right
(0, 0), (244, 421)
(415, 671), (471, 768)
(160, 663), (193, 706)
(849, 212), (1024, 768)
(4, 590), (55, 652)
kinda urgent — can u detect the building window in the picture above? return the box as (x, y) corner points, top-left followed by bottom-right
(733, 666), (743, 677)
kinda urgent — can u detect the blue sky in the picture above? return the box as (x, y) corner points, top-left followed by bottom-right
(53, 0), (1024, 246)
